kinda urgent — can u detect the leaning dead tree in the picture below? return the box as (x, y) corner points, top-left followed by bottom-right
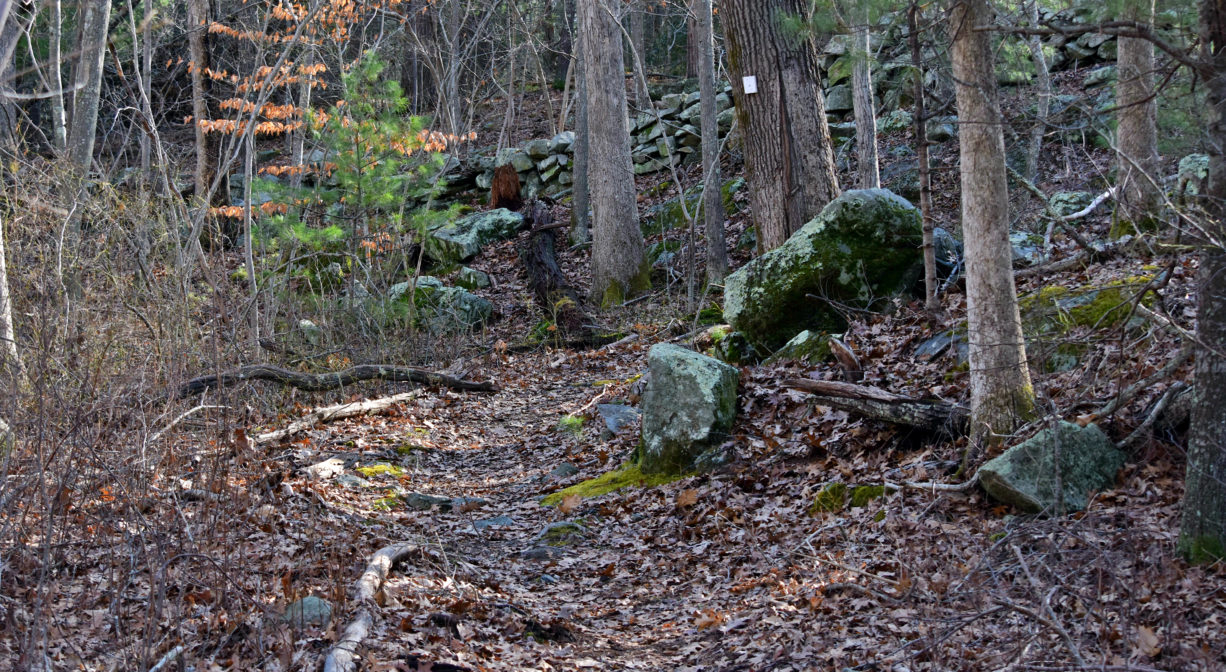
(178, 364), (498, 398)
(517, 200), (592, 340)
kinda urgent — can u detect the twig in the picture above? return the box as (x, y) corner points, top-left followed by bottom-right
(1118, 381), (1187, 451)
(146, 405), (228, 448)
(147, 645), (186, 672)
(1096, 343), (1193, 417)
(1132, 302), (1196, 341)
(1008, 544), (1087, 667)
(882, 473), (980, 493)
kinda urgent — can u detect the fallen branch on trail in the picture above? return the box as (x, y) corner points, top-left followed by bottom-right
(785, 378), (969, 436)
(178, 364), (499, 398)
(254, 391), (421, 445)
(324, 543), (422, 672)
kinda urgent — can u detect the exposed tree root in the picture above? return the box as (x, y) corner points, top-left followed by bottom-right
(177, 364), (499, 398)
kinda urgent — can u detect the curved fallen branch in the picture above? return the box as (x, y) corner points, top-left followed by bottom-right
(324, 542), (422, 672)
(178, 364), (499, 398)
(786, 378), (969, 436)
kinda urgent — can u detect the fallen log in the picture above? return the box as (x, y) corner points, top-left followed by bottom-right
(178, 364), (498, 398)
(324, 542), (423, 672)
(254, 390), (421, 444)
(517, 201), (591, 339)
(785, 378), (969, 436)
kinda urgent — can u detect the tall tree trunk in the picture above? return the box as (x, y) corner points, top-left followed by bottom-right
(0, 4), (18, 151)
(570, 22), (591, 245)
(949, 0), (1036, 447)
(188, 0), (225, 214)
(1116, 0), (1159, 228)
(580, 0), (647, 305)
(851, 14), (879, 189)
(685, 2), (699, 78)
(627, 0), (648, 109)
(555, 0), (574, 85)
(722, 0), (840, 253)
(1180, 0), (1226, 563)
(0, 213), (17, 371)
(49, 0), (68, 151)
(1023, 0), (1050, 183)
(68, 0), (112, 171)
(698, 0), (726, 284)
(909, 2), (939, 313)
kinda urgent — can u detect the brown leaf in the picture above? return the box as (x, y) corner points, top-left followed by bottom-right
(675, 489), (699, 509)
(559, 494), (582, 514)
(1135, 625), (1161, 657)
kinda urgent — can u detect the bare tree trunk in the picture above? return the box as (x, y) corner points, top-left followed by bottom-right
(68, 0), (112, 171)
(698, 0), (726, 284)
(580, 0), (647, 305)
(909, 2), (939, 313)
(188, 0), (226, 216)
(0, 213), (18, 371)
(685, 1), (699, 78)
(49, 0), (68, 151)
(851, 15), (879, 189)
(1116, 0), (1159, 227)
(1180, 0), (1226, 564)
(722, 0), (840, 253)
(139, 0), (151, 178)
(570, 25), (591, 245)
(1024, 0), (1050, 183)
(628, 0), (648, 109)
(949, 0), (1036, 447)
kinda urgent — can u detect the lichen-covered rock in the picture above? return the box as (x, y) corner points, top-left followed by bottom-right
(724, 189), (923, 349)
(456, 266), (491, 290)
(642, 178), (744, 235)
(640, 344), (740, 474)
(423, 208), (524, 264)
(978, 422), (1125, 514)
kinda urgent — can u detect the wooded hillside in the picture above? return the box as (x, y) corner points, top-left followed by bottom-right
(0, 1), (1222, 670)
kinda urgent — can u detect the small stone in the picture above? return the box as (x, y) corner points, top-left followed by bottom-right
(474, 515), (515, 530)
(306, 458), (345, 480)
(596, 404), (641, 435)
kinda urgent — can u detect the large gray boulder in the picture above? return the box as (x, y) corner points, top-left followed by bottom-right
(423, 209), (524, 264)
(640, 344), (739, 474)
(978, 422), (1125, 514)
(724, 189), (923, 348)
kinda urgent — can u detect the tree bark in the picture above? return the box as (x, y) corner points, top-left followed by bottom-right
(1116, 0), (1160, 227)
(1023, 0), (1051, 183)
(1180, 0), (1226, 563)
(570, 10), (591, 245)
(851, 16), (879, 189)
(786, 379), (969, 436)
(188, 0), (227, 215)
(627, 0), (648, 110)
(909, 2), (939, 313)
(518, 202), (589, 338)
(178, 364), (499, 398)
(949, 0), (1036, 446)
(721, 0), (840, 253)
(68, 0), (112, 172)
(697, 0), (727, 283)
(580, 0), (647, 305)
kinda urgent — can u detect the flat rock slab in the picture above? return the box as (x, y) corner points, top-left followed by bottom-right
(979, 421), (1125, 514)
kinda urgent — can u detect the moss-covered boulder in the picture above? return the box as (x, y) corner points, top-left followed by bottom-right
(389, 276), (493, 332)
(978, 421), (1125, 514)
(423, 208), (524, 264)
(640, 344), (740, 474)
(1019, 277), (1153, 336)
(724, 189), (923, 349)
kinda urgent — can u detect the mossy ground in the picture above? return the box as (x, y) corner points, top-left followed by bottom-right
(541, 462), (686, 506)
(809, 482), (847, 514)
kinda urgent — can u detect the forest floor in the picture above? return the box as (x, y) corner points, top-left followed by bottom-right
(8, 77), (1226, 671)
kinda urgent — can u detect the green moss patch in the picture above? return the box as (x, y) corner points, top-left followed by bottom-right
(851, 485), (887, 508)
(1020, 278), (1154, 336)
(356, 463), (404, 478)
(541, 462), (685, 506)
(809, 482), (847, 514)
(1178, 533), (1226, 564)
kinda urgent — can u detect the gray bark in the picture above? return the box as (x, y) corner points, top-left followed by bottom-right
(50, 0), (68, 150)
(571, 19), (591, 245)
(1116, 0), (1160, 225)
(580, 0), (647, 305)
(698, 0), (727, 283)
(1179, 0), (1226, 563)
(1024, 0), (1050, 183)
(909, 2), (938, 313)
(851, 19), (879, 189)
(949, 0), (1036, 444)
(68, 0), (112, 172)
(722, 0), (840, 253)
